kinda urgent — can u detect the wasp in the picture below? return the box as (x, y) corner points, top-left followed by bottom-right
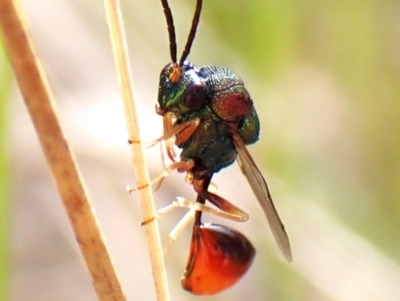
(148, 0), (292, 295)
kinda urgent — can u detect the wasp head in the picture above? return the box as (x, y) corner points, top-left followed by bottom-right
(157, 61), (207, 117)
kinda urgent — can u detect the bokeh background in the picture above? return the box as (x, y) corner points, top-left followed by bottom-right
(1, 0), (399, 300)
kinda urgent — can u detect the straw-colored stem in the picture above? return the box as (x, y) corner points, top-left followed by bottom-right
(0, 1), (126, 300)
(103, 1), (170, 301)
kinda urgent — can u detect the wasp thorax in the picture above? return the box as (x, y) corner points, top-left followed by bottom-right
(157, 62), (207, 116)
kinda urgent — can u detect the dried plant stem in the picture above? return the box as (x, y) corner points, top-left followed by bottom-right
(0, 1), (126, 300)
(103, 1), (170, 301)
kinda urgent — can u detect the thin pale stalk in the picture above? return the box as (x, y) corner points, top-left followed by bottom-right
(0, 0), (126, 300)
(103, 1), (170, 301)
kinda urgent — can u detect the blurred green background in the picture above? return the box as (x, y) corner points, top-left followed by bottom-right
(1, 0), (399, 300)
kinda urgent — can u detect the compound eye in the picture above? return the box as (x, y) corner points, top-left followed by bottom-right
(183, 84), (206, 109)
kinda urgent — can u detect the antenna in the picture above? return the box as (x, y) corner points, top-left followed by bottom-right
(160, 0), (203, 66)
(179, 0), (203, 66)
(160, 0), (177, 63)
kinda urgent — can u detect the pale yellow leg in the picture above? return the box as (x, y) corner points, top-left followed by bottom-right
(127, 159), (195, 193)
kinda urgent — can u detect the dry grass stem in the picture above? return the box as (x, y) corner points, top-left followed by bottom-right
(0, 0), (126, 300)
(103, 0), (170, 300)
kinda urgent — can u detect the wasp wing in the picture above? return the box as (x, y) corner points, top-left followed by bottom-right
(233, 134), (292, 262)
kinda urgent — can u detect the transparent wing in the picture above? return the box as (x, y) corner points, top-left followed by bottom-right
(233, 134), (292, 262)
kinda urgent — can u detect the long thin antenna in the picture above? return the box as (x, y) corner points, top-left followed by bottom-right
(179, 0), (203, 66)
(160, 0), (177, 63)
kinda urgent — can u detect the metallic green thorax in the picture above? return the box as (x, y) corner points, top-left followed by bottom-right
(157, 62), (260, 180)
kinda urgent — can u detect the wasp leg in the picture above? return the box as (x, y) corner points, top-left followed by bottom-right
(140, 197), (193, 226)
(128, 159), (195, 193)
(162, 112), (178, 161)
(160, 113), (201, 143)
(141, 196), (247, 226)
(141, 195), (248, 256)
(161, 113), (201, 143)
(162, 115), (201, 161)
(163, 208), (196, 256)
(201, 190), (249, 222)
(130, 112), (177, 161)
(176, 197), (248, 221)
(127, 114), (200, 160)
(137, 124), (176, 191)
(173, 118), (201, 145)
(193, 179), (249, 222)
(150, 141), (170, 194)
